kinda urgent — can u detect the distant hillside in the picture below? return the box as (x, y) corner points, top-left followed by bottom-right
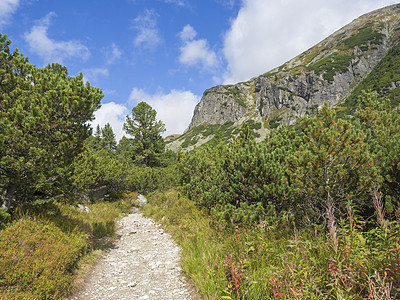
(167, 3), (400, 151)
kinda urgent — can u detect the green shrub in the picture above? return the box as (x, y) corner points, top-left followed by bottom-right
(269, 116), (282, 129)
(72, 143), (179, 196)
(125, 165), (180, 194)
(0, 218), (87, 299)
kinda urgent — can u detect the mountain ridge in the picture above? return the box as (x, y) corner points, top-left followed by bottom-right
(167, 3), (400, 151)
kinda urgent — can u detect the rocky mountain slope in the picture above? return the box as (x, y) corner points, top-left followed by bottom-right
(167, 4), (400, 151)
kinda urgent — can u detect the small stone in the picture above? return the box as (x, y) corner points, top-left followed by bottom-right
(128, 282), (137, 287)
(137, 194), (148, 205)
(76, 204), (92, 213)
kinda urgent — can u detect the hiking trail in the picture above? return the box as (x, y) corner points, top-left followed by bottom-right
(70, 196), (198, 300)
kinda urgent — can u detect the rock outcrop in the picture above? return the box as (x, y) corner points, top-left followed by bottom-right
(168, 4), (400, 151)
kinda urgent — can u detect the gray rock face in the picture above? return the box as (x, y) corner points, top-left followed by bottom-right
(252, 41), (388, 126)
(186, 4), (400, 132)
(187, 86), (248, 131)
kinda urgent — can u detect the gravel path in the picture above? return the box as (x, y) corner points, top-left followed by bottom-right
(70, 206), (198, 300)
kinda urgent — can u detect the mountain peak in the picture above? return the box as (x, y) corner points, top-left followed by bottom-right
(167, 3), (400, 151)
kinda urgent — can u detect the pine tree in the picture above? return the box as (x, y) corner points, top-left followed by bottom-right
(123, 102), (165, 166)
(354, 90), (400, 212)
(290, 104), (378, 221)
(101, 123), (117, 151)
(0, 34), (103, 210)
(94, 124), (102, 149)
(116, 136), (134, 161)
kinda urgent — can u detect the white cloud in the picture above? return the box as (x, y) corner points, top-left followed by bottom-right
(83, 68), (109, 84)
(179, 24), (197, 41)
(132, 9), (161, 49)
(223, 0), (398, 83)
(0, 0), (20, 28)
(179, 40), (218, 68)
(91, 102), (129, 141)
(24, 12), (90, 65)
(105, 43), (122, 64)
(178, 25), (218, 69)
(129, 88), (200, 136)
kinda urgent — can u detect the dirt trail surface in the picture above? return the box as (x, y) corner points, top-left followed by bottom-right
(71, 201), (198, 300)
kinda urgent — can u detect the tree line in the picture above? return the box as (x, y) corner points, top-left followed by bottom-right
(0, 34), (174, 221)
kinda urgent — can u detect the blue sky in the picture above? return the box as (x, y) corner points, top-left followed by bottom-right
(0, 0), (398, 139)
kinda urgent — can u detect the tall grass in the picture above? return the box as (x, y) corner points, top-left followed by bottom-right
(142, 189), (225, 296)
(143, 189), (400, 299)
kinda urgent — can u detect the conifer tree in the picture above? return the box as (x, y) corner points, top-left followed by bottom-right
(123, 102), (165, 166)
(94, 125), (102, 149)
(116, 136), (134, 161)
(290, 104), (378, 221)
(101, 123), (117, 151)
(354, 90), (400, 212)
(0, 34), (103, 210)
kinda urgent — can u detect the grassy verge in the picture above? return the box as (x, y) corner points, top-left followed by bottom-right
(141, 189), (223, 297)
(142, 189), (400, 299)
(0, 192), (137, 299)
